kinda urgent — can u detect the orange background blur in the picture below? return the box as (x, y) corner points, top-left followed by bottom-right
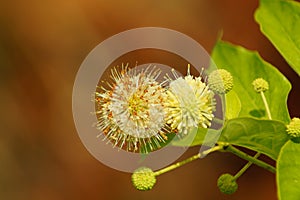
(1, 0), (300, 200)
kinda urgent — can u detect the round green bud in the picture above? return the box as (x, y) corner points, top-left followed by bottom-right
(252, 78), (269, 93)
(287, 117), (300, 138)
(208, 69), (233, 94)
(131, 167), (156, 191)
(217, 173), (238, 195)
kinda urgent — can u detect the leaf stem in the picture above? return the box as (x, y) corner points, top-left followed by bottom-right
(233, 152), (260, 180)
(225, 145), (276, 173)
(260, 91), (272, 120)
(154, 145), (223, 176)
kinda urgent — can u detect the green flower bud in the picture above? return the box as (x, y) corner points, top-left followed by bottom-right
(208, 69), (233, 94)
(131, 167), (156, 191)
(217, 173), (238, 195)
(287, 117), (300, 138)
(252, 78), (269, 93)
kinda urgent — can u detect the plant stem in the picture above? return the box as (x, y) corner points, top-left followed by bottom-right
(154, 145), (223, 176)
(231, 90), (272, 179)
(233, 152), (260, 180)
(260, 91), (272, 120)
(225, 145), (276, 173)
(213, 117), (224, 125)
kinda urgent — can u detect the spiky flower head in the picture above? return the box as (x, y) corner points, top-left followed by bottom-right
(286, 117), (300, 138)
(95, 64), (169, 153)
(165, 65), (216, 135)
(208, 69), (233, 94)
(252, 78), (269, 93)
(217, 173), (238, 195)
(131, 167), (156, 191)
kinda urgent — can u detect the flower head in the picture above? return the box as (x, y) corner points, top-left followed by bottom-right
(217, 173), (238, 195)
(131, 167), (156, 191)
(165, 65), (216, 135)
(208, 69), (233, 94)
(286, 117), (300, 138)
(252, 78), (269, 93)
(95, 64), (169, 152)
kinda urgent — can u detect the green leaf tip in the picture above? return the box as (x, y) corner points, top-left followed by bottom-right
(255, 0), (300, 76)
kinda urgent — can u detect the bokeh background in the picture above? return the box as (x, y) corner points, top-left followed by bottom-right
(1, 0), (300, 200)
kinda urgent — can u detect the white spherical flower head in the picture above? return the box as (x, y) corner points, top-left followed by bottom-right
(95, 64), (169, 153)
(165, 66), (216, 135)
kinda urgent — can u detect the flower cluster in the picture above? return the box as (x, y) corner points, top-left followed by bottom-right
(165, 67), (216, 135)
(252, 78), (269, 93)
(286, 117), (300, 138)
(131, 167), (156, 190)
(217, 173), (238, 194)
(208, 69), (233, 94)
(94, 64), (218, 153)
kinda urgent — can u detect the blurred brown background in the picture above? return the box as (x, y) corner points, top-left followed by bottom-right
(1, 0), (299, 200)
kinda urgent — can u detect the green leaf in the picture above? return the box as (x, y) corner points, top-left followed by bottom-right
(220, 118), (289, 160)
(173, 117), (289, 160)
(277, 140), (300, 200)
(211, 41), (291, 123)
(255, 0), (300, 76)
(225, 91), (241, 119)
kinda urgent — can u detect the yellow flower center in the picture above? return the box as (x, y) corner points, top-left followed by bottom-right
(128, 89), (149, 118)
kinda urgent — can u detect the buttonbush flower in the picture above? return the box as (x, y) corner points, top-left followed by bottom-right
(95, 64), (169, 152)
(252, 78), (269, 93)
(131, 167), (156, 191)
(165, 66), (216, 135)
(208, 69), (233, 94)
(217, 173), (238, 195)
(286, 117), (300, 138)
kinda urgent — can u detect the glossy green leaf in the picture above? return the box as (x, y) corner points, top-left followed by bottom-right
(225, 90), (241, 119)
(220, 118), (289, 160)
(173, 118), (289, 160)
(255, 0), (300, 76)
(277, 140), (300, 200)
(211, 41), (291, 123)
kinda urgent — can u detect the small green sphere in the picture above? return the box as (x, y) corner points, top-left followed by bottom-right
(208, 69), (233, 94)
(287, 117), (300, 138)
(131, 167), (156, 191)
(217, 173), (238, 195)
(252, 78), (269, 93)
